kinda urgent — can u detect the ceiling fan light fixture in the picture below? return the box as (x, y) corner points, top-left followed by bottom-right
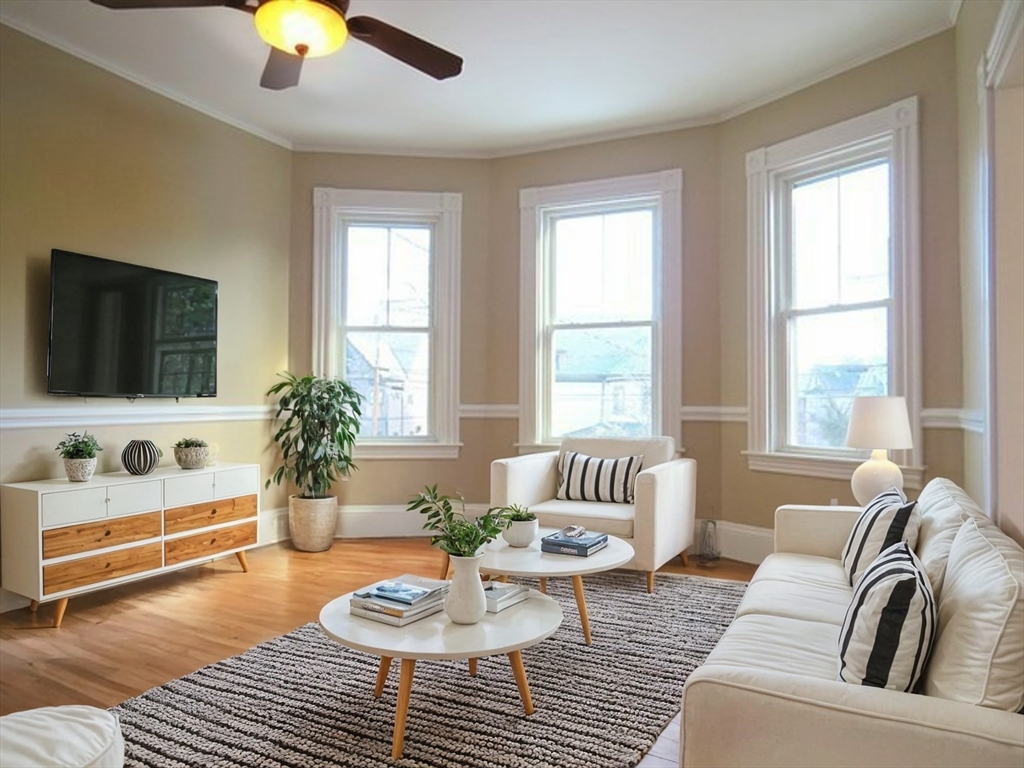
(254, 0), (348, 58)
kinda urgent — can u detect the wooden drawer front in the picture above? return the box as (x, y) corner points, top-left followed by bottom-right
(41, 488), (108, 528)
(164, 495), (257, 535)
(214, 467), (258, 499)
(164, 521), (257, 566)
(43, 542), (163, 595)
(107, 481), (162, 518)
(164, 473), (215, 508)
(42, 511), (162, 560)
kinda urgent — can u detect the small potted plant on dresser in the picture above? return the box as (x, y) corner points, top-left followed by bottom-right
(266, 371), (363, 552)
(499, 504), (538, 547)
(173, 438), (210, 470)
(56, 432), (102, 482)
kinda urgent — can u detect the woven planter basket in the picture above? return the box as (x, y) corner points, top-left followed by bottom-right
(174, 446), (210, 470)
(289, 496), (338, 552)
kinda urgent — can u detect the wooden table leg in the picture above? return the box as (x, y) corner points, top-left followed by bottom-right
(439, 552), (451, 580)
(468, 657), (478, 676)
(497, 574), (508, 583)
(375, 656), (392, 697)
(507, 650), (534, 715)
(571, 575), (592, 645)
(52, 598), (69, 629)
(538, 577), (547, 594)
(29, 600), (39, 613)
(680, 550), (690, 567)
(235, 551), (249, 573)
(392, 658), (416, 759)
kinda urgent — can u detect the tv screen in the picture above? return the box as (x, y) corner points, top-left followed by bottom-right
(48, 250), (218, 398)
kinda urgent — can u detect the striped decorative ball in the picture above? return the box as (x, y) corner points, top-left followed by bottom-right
(121, 439), (160, 476)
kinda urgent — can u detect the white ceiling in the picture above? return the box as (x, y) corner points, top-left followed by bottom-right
(0, 0), (959, 157)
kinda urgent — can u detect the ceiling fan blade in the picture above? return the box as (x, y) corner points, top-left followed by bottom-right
(260, 47), (304, 90)
(89, 0), (245, 8)
(346, 16), (462, 80)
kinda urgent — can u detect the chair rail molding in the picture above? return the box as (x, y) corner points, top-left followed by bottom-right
(0, 404), (275, 430)
(919, 408), (985, 434)
(680, 406), (750, 423)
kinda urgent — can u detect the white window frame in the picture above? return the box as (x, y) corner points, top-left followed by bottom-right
(518, 170), (683, 451)
(746, 97), (923, 488)
(312, 187), (461, 460)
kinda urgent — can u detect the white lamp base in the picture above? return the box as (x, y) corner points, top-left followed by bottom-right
(851, 449), (905, 506)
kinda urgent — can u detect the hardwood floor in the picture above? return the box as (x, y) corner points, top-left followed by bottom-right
(0, 539), (754, 725)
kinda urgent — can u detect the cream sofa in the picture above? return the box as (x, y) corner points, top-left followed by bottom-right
(681, 478), (1024, 768)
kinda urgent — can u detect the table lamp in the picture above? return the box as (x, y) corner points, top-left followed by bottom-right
(845, 396), (913, 505)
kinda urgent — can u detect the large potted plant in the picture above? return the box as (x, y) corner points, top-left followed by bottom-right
(266, 372), (363, 552)
(409, 486), (509, 624)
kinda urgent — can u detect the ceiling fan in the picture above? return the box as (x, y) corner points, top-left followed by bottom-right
(88, 0), (463, 90)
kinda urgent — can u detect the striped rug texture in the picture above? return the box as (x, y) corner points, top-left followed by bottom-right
(111, 572), (746, 768)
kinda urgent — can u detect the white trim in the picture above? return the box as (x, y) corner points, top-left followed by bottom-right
(258, 506), (290, 545)
(985, 0), (1024, 89)
(459, 404), (520, 419)
(0, 404), (273, 430)
(692, 518), (774, 565)
(920, 408), (985, 433)
(680, 406), (749, 423)
(949, 0), (965, 25)
(744, 451), (925, 491)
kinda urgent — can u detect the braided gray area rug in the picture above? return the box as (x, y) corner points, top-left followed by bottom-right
(111, 572), (746, 768)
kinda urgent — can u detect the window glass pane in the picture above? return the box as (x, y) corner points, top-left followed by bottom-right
(788, 308), (888, 448)
(345, 225), (430, 328)
(345, 331), (429, 438)
(549, 326), (652, 439)
(792, 177), (839, 309)
(552, 209), (653, 323)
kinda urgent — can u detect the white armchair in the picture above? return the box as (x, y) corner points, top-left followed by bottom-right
(490, 437), (696, 593)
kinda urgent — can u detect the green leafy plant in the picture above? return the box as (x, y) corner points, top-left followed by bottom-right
(495, 504), (535, 523)
(55, 432), (102, 460)
(174, 437), (208, 448)
(409, 485), (510, 557)
(265, 371), (364, 499)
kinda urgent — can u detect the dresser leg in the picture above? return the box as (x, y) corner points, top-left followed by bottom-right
(235, 551), (249, 573)
(29, 600), (39, 613)
(53, 598), (69, 629)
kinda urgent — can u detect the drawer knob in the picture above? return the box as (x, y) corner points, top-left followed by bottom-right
(211, 509), (217, 515)
(104, 530), (111, 537)
(210, 537), (217, 544)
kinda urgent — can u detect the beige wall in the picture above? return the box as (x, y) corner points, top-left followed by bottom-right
(0, 26), (291, 511)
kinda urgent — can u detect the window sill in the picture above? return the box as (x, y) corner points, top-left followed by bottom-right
(354, 443), (462, 460)
(744, 451), (925, 490)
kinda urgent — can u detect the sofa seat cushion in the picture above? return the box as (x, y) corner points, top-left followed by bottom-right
(531, 499), (634, 538)
(703, 614), (841, 680)
(738, 578), (853, 626)
(751, 553), (849, 589)
(916, 477), (994, 596)
(0, 705), (124, 768)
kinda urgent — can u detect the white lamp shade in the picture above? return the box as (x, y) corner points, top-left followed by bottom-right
(845, 396), (913, 450)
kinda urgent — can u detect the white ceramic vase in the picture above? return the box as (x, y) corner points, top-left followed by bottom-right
(445, 553), (486, 625)
(289, 495), (338, 552)
(502, 518), (539, 548)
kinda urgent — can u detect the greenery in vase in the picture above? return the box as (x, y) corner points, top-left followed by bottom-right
(55, 432), (102, 460)
(498, 504), (535, 523)
(265, 371), (363, 499)
(174, 438), (208, 449)
(409, 485), (510, 557)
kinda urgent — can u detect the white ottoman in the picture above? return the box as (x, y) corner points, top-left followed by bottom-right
(0, 705), (124, 768)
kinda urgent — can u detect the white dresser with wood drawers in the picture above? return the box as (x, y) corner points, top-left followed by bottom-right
(0, 462), (259, 627)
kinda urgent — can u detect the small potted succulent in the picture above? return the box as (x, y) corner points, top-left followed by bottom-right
(56, 432), (102, 482)
(498, 504), (538, 548)
(173, 438), (210, 470)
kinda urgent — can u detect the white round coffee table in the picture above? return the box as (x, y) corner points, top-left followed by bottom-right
(319, 590), (562, 759)
(478, 527), (634, 645)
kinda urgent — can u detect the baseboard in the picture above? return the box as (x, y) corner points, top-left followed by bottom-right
(263, 503), (490, 541)
(259, 507), (290, 545)
(693, 518), (774, 565)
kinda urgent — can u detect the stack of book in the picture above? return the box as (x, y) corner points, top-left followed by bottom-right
(485, 581), (530, 613)
(541, 529), (609, 557)
(349, 574), (450, 626)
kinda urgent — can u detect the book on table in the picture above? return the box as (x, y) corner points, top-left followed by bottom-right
(484, 582), (529, 613)
(353, 574), (450, 605)
(541, 529), (609, 557)
(349, 601), (444, 626)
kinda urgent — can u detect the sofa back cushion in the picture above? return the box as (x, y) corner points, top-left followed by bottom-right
(559, 437), (674, 468)
(841, 487), (921, 587)
(915, 477), (993, 596)
(923, 518), (1024, 711)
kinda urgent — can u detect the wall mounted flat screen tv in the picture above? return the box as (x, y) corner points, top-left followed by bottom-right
(48, 250), (218, 398)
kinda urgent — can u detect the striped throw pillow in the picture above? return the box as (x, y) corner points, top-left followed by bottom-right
(556, 451), (643, 504)
(839, 541), (936, 692)
(842, 487), (921, 587)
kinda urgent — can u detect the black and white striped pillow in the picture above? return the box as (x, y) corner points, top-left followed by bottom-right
(842, 487), (921, 587)
(838, 541), (936, 692)
(556, 451), (643, 504)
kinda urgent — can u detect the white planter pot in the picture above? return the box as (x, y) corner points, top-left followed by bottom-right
(445, 553), (486, 625)
(502, 518), (539, 548)
(63, 457), (97, 483)
(174, 446), (210, 470)
(289, 495), (338, 552)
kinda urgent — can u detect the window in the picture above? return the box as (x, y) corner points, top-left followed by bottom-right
(519, 171), (682, 449)
(312, 188), (461, 459)
(746, 97), (923, 485)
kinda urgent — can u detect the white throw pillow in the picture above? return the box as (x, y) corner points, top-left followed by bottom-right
(915, 477), (994, 597)
(556, 451), (643, 504)
(923, 518), (1024, 711)
(838, 542), (936, 692)
(841, 487), (921, 587)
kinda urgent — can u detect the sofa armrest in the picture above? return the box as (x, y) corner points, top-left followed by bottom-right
(490, 451), (559, 508)
(774, 505), (861, 559)
(632, 458), (696, 572)
(682, 665), (1024, 768)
